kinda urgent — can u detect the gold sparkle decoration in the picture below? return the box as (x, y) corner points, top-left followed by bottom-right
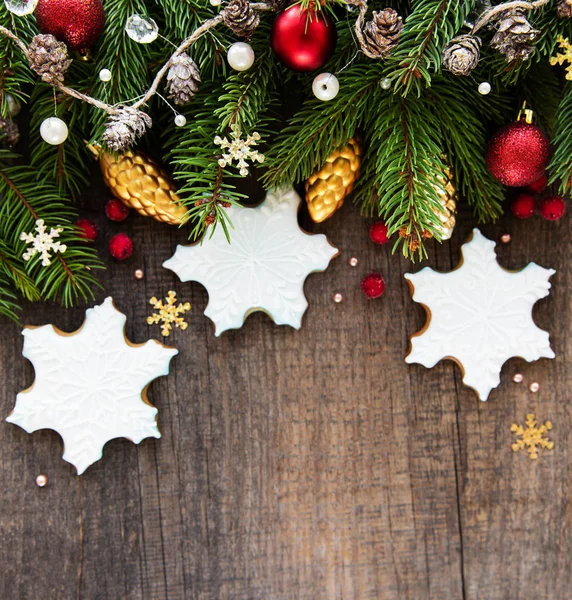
(147, 291), (191, 337)
(550, 36), (572, 80)
(510, 414), (554, 460)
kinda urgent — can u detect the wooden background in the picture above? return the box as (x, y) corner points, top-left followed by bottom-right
(0, 176), (570, 600)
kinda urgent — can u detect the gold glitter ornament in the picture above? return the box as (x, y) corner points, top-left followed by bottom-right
(431, 165), (457, 241)
(88, 145), (187, 225)
(304, 136), (362, 223)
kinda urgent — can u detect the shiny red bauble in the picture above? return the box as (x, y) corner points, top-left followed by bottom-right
(485, 121), (550, 187)
(538, 195), (566, 221)
(361, 273), (386, 299)
(510, 193), (536, 219)
(369, 221), (390, 245)
(35, 0), (105, 51)
(271, 6), (337, 72)
(109, 233), (133, 260)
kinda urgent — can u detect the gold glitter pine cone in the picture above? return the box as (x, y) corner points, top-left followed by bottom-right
(305, 136), (362, 223)
(89, 146), (187, 225)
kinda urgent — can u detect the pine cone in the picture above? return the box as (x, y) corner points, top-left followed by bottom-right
(167, 53), (201, 106)
(102, 106), (152, 152)
(360, 8), (403, 59)
(490, 10), (540, 62)
(443, 35), (481, 76)
(223, 0), (260, 39)
(557, 0), (572, 18)
(27, 34), (72, 85)
(0, 118), (19, 146)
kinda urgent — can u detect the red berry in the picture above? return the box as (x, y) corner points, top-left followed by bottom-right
(369, 221), (390, 245)
(75, 218), (98, 241)
(525, 173), (548, 194)
(538, 195), (566, 221)
(511, 193), (536, 219)
(105, 199), (130, 222)
(108, 233), (133, 261)
(361, 272), (386, 299)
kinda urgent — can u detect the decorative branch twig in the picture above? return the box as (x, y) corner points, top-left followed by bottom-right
(472, 0), (551, 33)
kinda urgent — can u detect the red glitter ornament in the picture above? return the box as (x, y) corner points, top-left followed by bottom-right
(361, 272), (385, 299)
(35, 0), (105, 52)
(525, 173), (548, 194)
(538, 195), (566, 221)
(105, 199), (130, 222)
(271, 6), (337, 72)
(485, 121), (550, 187)
(109, 233), (133, 261)
(75, 218), (98, 241)
(369, 221), (390, 245)
(511, 193), (536, 219)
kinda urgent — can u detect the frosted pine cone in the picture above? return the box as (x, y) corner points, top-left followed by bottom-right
(360, 8), (403, 59)
(0, 118), (20, 146)
(557, 0), (572, 18)
(27, 34), (72, 85)
(223, 0), (260, 39)
(443, 35), (481, 76)
(167, 53), (201, 105)
(102, 106), (152, 152)
(490, 10), (540, 62)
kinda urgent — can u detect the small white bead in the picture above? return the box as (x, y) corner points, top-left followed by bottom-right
(210, 0), (222, 5)
(174, 114), (187, 127)
(99, 68), (112, 82)
(380, 77), (392, 90)
(312, 73), (339, 102)
(6, 93), (21, 117)
(227, 42), (255, 72)
(478, 81), (491, 95)
(40, 117), (68, 145)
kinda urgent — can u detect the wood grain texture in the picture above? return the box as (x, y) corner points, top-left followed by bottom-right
(0, 178), (569, 600)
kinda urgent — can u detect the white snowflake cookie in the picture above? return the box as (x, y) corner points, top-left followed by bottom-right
(6, 297), (178, 474)
(163, 187), (339, 336)
(405, 229), (555, 401)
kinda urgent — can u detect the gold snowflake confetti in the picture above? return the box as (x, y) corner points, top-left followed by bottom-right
(550, 36), (572, 81)
(511, 414), (554, 460)
(147, 291), (191, 337)
(214, 124), (265, 176)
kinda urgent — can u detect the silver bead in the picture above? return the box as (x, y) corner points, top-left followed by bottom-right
(349, 257), (358, 267)
(500, 233), (511, 244)
(312, 73), (339, 102)
(125, 14), (159, 44)
(174, 114), (187, 127)
(333, 293), (343, 303)
(99, 68), (112, 82)
(513, 373), (523, 383)
(134, 269), (144, 280)
(35, 474), (48, 487)
(478, 82), (491, 95)
(379, 78), (392, 90)
(529, 382), (540, 393)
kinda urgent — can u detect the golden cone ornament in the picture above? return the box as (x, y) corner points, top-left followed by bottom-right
(305, 136), (362, 223)
(432, 166), (457, 241)
(89, 146), (187, 225)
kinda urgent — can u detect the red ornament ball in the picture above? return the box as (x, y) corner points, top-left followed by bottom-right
(75, 218), (97, 241)
(105, 199), (130, 222)
(271, 6), (337, 72)
(108, 233), (133, 261)
(538, 195), (566, 221)
(35, 0), (106, 52)
(361, 272), (386, 299)
(369, 221), (390, 245)
(485, 121), (550, 187)
(510, 193), (536, 219)
(525, 173), (548, 194)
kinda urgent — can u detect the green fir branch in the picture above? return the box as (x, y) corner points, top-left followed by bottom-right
(548, 83), (572, 193)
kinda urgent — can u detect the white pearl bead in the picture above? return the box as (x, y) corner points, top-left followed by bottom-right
(99, 68), (112, 82)
(174, 114), (187, 127)
(210, 0), (221, 5)
(40, 117), (69, 145)
(227, 42), (255, 72)
(312, 73), (339, 102)
(380, 77), (392, 90)
(6, 93), (21, 117)
(478, 81), (491, 95)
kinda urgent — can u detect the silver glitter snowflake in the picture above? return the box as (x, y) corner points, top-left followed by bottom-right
(214, 124), (264, 176)
(20, 219), (67, 266)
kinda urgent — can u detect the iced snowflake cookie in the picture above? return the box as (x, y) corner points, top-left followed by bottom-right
(405, 229), (555, 401)
(163, 187), (339, 336)
(6, 297), (178, 474)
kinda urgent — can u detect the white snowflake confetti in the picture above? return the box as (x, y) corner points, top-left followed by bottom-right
(20, 218), (67, 266)
(214, 124), (265, 176)
(405, 229), (555, 401)
(6, 297), (178, 474)
(163, 187), (338, 336)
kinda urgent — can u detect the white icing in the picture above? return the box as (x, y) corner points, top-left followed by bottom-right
(163, 187), (338, 336)
(404, 228), (555, 401)
(6, 297), (178, 474)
